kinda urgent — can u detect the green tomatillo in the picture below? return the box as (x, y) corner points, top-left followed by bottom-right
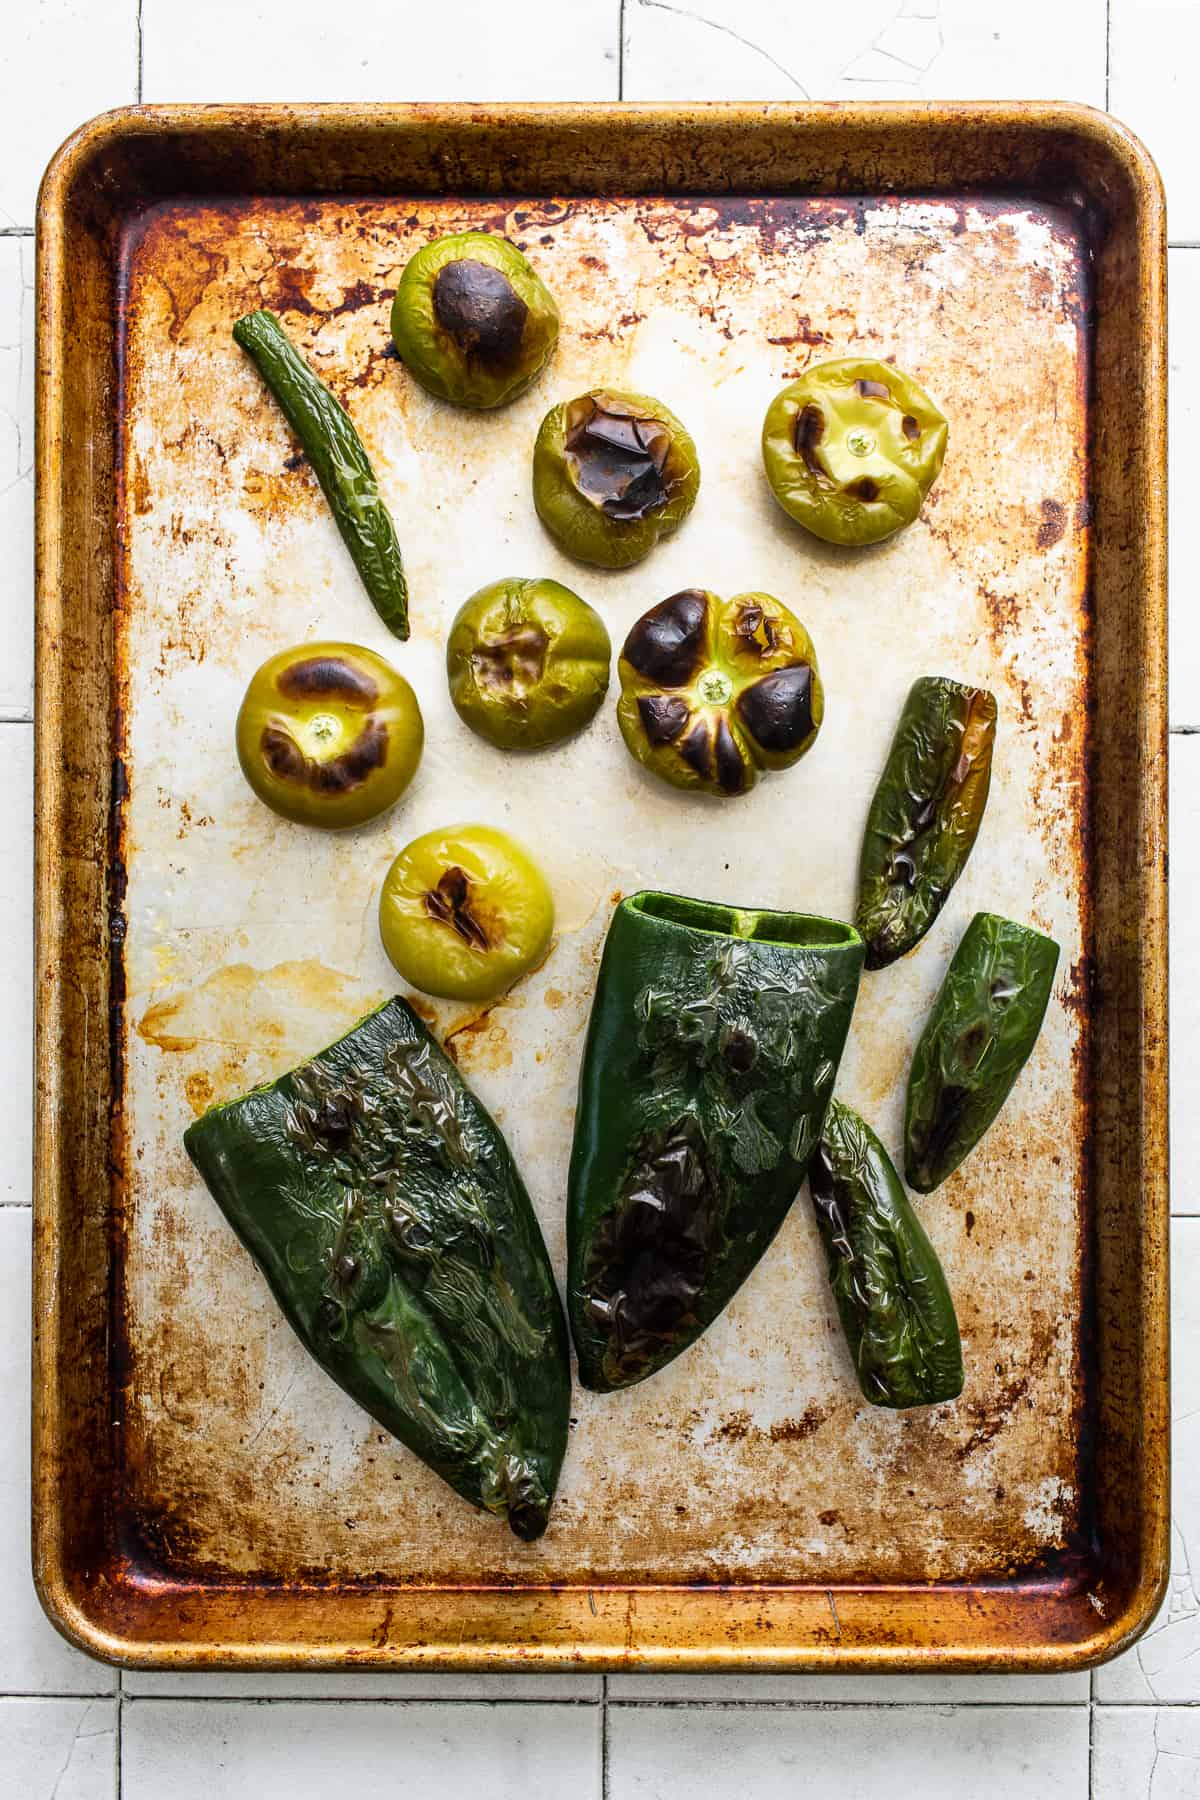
(616, 588), (824, 798)
(762, 356), (948, 546)
(532, 389), (700, 568)
(446, 577), (611, 750)
(390, 231), (559, 410)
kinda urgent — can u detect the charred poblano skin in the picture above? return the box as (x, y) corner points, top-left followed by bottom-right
(233, 309), (410, 640)
(905, 911), (1060, 1193)
(184, 998), (569, 1539)
(809, 1101), (963, 1409)
(856, 676), (997, 970)
(567, 892), (864, 1392)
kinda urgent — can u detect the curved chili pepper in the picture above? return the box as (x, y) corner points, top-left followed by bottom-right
(809, 1100), (963, 1409)
(905, 911), (1060, 1193)
(856, 676), (997, 969)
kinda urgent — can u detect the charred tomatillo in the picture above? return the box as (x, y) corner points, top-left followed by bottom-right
(446, 577), (611, 751)
(617, 588), (823, 798)
(236, 642), (423, 829)
(379, 824), (554, 1002)
(532, 389), (700, 568)
(390, 232), (559, 410)
(762, 356), (948, 546)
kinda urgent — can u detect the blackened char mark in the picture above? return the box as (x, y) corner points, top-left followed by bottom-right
(737, 664), (815, 752)
(277, 655), (379, 707)
(637, 693), (690, 745)
(261, 717), (389, 793)
(623, 589), (708, 687)
(432, 259), (528, 365)
(564, 396), (672, 521)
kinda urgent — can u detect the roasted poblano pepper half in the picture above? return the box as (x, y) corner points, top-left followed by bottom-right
(856, 676), (997, 969)
(567, 892), (864, 1391)
(905, 911), (1060, 1193)
(809, 1100), (963, 1409)
(185, 997), (570, 1538)
(233, 309), (410, 639)
(617, 588), (824, 798)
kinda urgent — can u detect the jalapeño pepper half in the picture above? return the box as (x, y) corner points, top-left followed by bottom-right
(617, 588), (824, 798)
(567, 892), (864, 1391)
(185, 998), (570, 1539)
(856, 676), (997, 970)
(905, 911), (1060, 1193)
(809, 1100), (963, 1409)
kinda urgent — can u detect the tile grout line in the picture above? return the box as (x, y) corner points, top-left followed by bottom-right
(1104, 0), (1111, 111)
(135, 0), (144, 103)
(601, 1674), (610, 1798)
(116, 1668), (124, 1798)
(617, 0), (625, 100)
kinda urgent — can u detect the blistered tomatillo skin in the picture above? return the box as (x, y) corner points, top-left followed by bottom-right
(446, 577), (612, 750)
(379, 824), (554, 1003)
(532, 389), (700, 569)
(390, 232), (559, 410)
(616, 588), (824, 798)
(762, 356), (948, 547)
(236, 642), (423, 830)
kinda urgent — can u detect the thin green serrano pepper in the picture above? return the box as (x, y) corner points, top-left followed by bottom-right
(905, 911), (1060, 1193)
(809, 1100), (963, 1409)
(856, 676), (997, 970)
(232, 309), (410, 640)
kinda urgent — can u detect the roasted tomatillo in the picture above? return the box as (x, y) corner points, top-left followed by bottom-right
(390, 232), (559, 410)
(236, 642), (423, 830)
(762, 356), (948, 546)
(532, 389), (700, 568)
(379, 824), (554, 1002)
(446, 577), (611, 750)
(617, 588), (823, 798)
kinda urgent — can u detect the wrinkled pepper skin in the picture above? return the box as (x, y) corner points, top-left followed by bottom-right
(617, 588), (824, 798)
(185, 998), (570, 1539)
(233, 310), (410, 639)
(905, 911), (1060, 1193)
(856, 676), (997, 970)
(567, 892), (864, 1391)
(809, 1101), (963, 1409)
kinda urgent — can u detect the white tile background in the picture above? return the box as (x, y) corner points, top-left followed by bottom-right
(2, 1), (1195, 1793)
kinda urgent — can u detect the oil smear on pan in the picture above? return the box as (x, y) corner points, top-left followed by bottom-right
(117, 191), (1090, 1586)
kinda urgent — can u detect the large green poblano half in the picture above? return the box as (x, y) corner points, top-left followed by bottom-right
(184, 997), (570, 1539)
(567, 891), (865, 1392)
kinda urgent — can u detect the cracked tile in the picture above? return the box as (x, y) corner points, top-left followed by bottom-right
(0, 240), (33, 720)
(141, 0), (618, 102)
(0, 1698), (116, 1798)
(622, 0), (1105, 104)
(0, 1209), (113, 1691)
(1111, 0), (1200, 243)
(1094, 1219), (1200, 1698)
(121, 1700), (601, 1798)
(608, 1703), (1089, 1797)
(3, 0), (135, 229)
(1093, 1706), (1200, 1797)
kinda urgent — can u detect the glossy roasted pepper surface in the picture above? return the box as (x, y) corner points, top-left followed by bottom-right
(809, 1100), (963, 1409)
(184, 998), (571, 1539)
(232, 310), (410, 638)
(378, 823), (554, 1003)
(532, 389), (700, 568)
(762, 356), (948, 546)
(856, 676), (997, 969)
(905, 911), (1060, 1193)
(390, 231), (559, 410)
(567, 892), (864, 1391)
(446, 577), (611, 750)
(236, 641), (423, 829)
(617, 588), (824, 798)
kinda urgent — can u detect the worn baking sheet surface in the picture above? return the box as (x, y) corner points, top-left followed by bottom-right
(117, 192), (1090, 1588)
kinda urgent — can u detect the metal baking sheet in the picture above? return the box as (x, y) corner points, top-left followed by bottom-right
(33, 104), (1168, 1671)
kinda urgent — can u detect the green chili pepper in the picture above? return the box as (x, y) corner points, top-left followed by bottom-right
(809, 1100), (963, 1409)
(567, 891), (864, 1392)
(184, 997), (569, 1539)
(905, 911), (1060, 1193)
(233, 309), (410, 640)
(856, 676), (997, 970)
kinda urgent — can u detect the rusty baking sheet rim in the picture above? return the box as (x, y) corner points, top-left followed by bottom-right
(32, 101), (1169, 1672)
